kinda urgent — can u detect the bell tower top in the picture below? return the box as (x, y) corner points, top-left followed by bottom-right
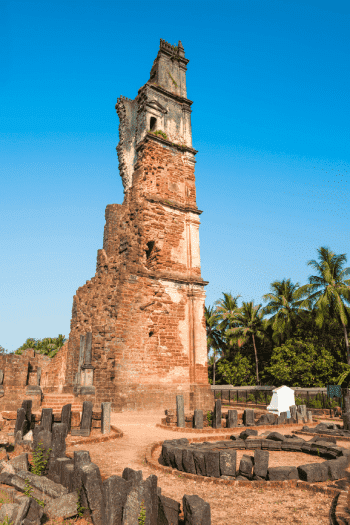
(149, 39), (189, 98)
(116, 39), (195, 192)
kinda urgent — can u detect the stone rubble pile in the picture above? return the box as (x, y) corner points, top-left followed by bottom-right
(302, 422), (350, 437)
(160, 431), (350, 483)
(0, 399), (212, 524)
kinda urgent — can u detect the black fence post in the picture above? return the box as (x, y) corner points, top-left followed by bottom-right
(229, 389), (230, 405)
(265, 391), (267, 405)
(307, 391), (309, 407)
(246, 390), (247, 404)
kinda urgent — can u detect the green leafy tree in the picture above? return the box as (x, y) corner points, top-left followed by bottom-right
(205, 306), (225, 385)
(15, 335), (67, 358)
(264, 337), (345, 387)
(216, 353), (256, 386)
(223, 301), (267, 385)
(214, 292), (242, 353)
(262, 278), (310, 345)
(296, 247), (350, 364)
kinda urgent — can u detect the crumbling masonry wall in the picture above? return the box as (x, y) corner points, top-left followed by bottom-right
(64, 134), (213, 412)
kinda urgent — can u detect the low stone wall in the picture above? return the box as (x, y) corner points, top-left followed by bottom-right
(157, 432), (350, 483)
(145, 436), (344, 495)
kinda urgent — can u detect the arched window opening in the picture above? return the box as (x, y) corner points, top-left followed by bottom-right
(150, 117), (157, 131)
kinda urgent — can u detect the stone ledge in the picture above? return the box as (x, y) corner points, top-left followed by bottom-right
(156, 422), (312, 433)
(65, 425), (123, 446)
(335, 492), (350, 524)
(144, 436), (346, 497)
(293, 430), (350, 442)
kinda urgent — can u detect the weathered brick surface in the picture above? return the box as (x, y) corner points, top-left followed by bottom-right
(62, 42), (213, 413)
(40, 342), (69, 393)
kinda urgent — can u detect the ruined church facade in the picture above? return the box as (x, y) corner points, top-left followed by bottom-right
(61, 39), (213, 412)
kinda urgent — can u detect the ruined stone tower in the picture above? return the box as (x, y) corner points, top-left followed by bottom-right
(63, 39), (214, 412)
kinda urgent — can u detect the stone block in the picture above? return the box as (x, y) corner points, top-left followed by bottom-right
(9, 453), (29, 472)
(289, 405), (297, 419)
(14, 408), (26, 435)
(219, 450), (236, 477)
(182, 448), (196, 475)
(171, 447), (185, 472)
(21, 400), (32, 426)
(307, 411), (313, 422)
(49, 457), (73, 485)
(61, 463), (74, 492)
(103, 475), (133, 525)
(0, 503), (19, 523)
(227, 439), (246, 449)
(71, 428), (90, 437)
(24, 497), (44, 524)
(121, 475), (156, 525)
(256, 413), (276, 425)
(12, 495), (30, 525)
(268, 466), (299, 481)
(101, 402), (111, 435)
(72, 450), (92, 493)
(227, 410), (238, 428)
(244, 437), (262, 449)
(176, 395), (185, 428)
(61, 404), (72, 435)
(45, 492), (79, 520)
(144, 474), (158, 525)
(253, 449), (269, 479)
(324, 458), (348, 480)
(14, 430), (23, 446)
(122, 467), (143, 484)
(81, 401), (93, 432)
(41, 408), (53, 432)
(281, 439), (303, 452)
(239, 429), (258, 440)
(183, 494), (211, 525)
(158, 494), (180, 525)
(81, 462), (105, 525)
(33, 429), (52, 475)
(265, 432), (285, 442)
(193, 409), (203, 429)
(204, 450), (220, 478)
(262, 439), (282, 450)
(243, 409), (255, 426)
(192, 450), (207, 476)
(51, 423), (67, 459)
(15, 469), (68, 498)
(212, 399), (221, 429)
(297, 463), (328, 482)
(238, 454), (253, 479)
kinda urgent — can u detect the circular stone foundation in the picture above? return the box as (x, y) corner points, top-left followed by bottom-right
(159, 430), (350, 483)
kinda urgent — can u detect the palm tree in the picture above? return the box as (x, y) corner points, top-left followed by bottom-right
(205, 306), (224, 385)
(296, 247), (350, 364)
(262, 278), (310, 345)
(223, 301), (267, 384)
(214, 293), (242, 355)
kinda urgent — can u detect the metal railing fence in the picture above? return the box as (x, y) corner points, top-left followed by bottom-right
(210, 387), (349, 410)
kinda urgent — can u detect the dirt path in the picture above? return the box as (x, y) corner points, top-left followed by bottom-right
(64, 410), (343, 524)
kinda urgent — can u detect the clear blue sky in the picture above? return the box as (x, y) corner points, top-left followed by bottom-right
(1, 0), (349, 352)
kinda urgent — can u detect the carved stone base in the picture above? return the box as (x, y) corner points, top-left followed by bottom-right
(80, 386), (96, 396)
